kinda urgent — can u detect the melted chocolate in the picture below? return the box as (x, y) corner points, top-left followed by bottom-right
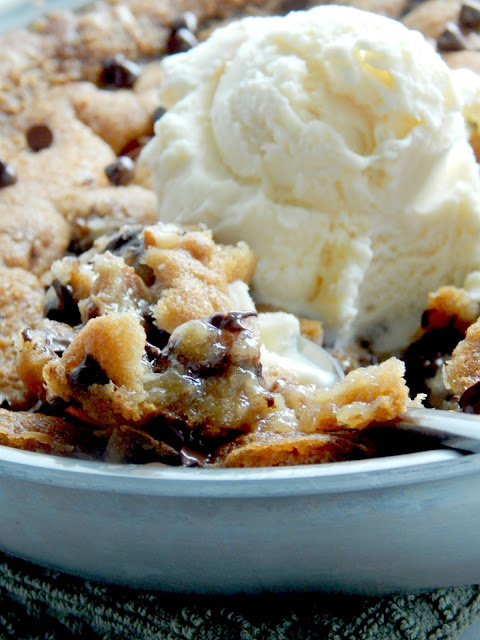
(44, 280), (81, 326)
(208, 310), (257, 332)
(179, 446), (209, 467)
(144, 315), (170, 350)
(44, 328), (74, 356)
(459, 381), (480, 414)
(144, 416), (240, 465)
(68, 354), (110, 390)
(187, 357), (229, 379)
(402, 326), (465, 405)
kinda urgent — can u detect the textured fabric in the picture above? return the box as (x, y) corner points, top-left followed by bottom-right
(0, 553), (479, 639)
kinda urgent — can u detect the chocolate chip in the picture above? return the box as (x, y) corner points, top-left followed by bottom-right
(420, 309), (432, 330)
(44, 396), (71, 415)
(179, 446), (209, 467)
(188, 357), (229, 379)
(459, 380), (480, 413)
(437, 22), (468, 52)
(21, 328), (33, 342)
(68, 354), (110, 390)
(0, 161), (17, 188)
(141, 419), (185, 458)
(144, 417), (237, 459)
(152, 106), (167, 125)
(151, 351), (170, 374)
(83, 300), (100, 321)
(45, 280), (82, 326)
(166, 27), (198, 55)
(104, 228), (141, 254)
(119, 136), (151, 161)
(145, 341), (163, 363)
(105, 155), (135, 186)
(208, 311), (257, 332)
(103, 226), (154, 285)
(172, 11), (198, 33)
(44, 329), (74, 357)
(459, 0), (480, 29)
(144, 315), (170, 350)
(98, 54), (141, 89)
(26, 124), (54, 152)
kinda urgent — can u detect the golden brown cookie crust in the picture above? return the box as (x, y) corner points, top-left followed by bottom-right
(0, 408), (101, 458)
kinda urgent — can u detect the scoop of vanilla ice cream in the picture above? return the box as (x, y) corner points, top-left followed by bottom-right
(141, 5), (480, 353)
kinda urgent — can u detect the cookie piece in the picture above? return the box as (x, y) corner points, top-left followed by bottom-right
(295, 357), (412, 433)
(104, 425), (179, 464)
(24, 1), (268, 91)
(0, 408), (101, 458)
(420, 286), (479, 333)
(16, 320), (77, 402)
(444, 319), (480, 395)
(215, 357), (412, 467)
(0, 268), (45, 410)
(20, 309), (276, 436)
(215, 430), (377, 467)
(17, 222), (257, 429)
(20, 304), (414, 466)
(44, 223), (255, 333)
(16, 278), (415, 465)
(42, 311), (151, 426)
(402, 285), (479, 407)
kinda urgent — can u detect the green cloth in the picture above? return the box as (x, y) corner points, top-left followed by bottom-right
(0, 553), (479, 639)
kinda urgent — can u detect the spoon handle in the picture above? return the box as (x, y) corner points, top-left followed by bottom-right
(394, 407), (480, 454)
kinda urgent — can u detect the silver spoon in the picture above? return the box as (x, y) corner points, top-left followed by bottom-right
(298, 336), (480, 455)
